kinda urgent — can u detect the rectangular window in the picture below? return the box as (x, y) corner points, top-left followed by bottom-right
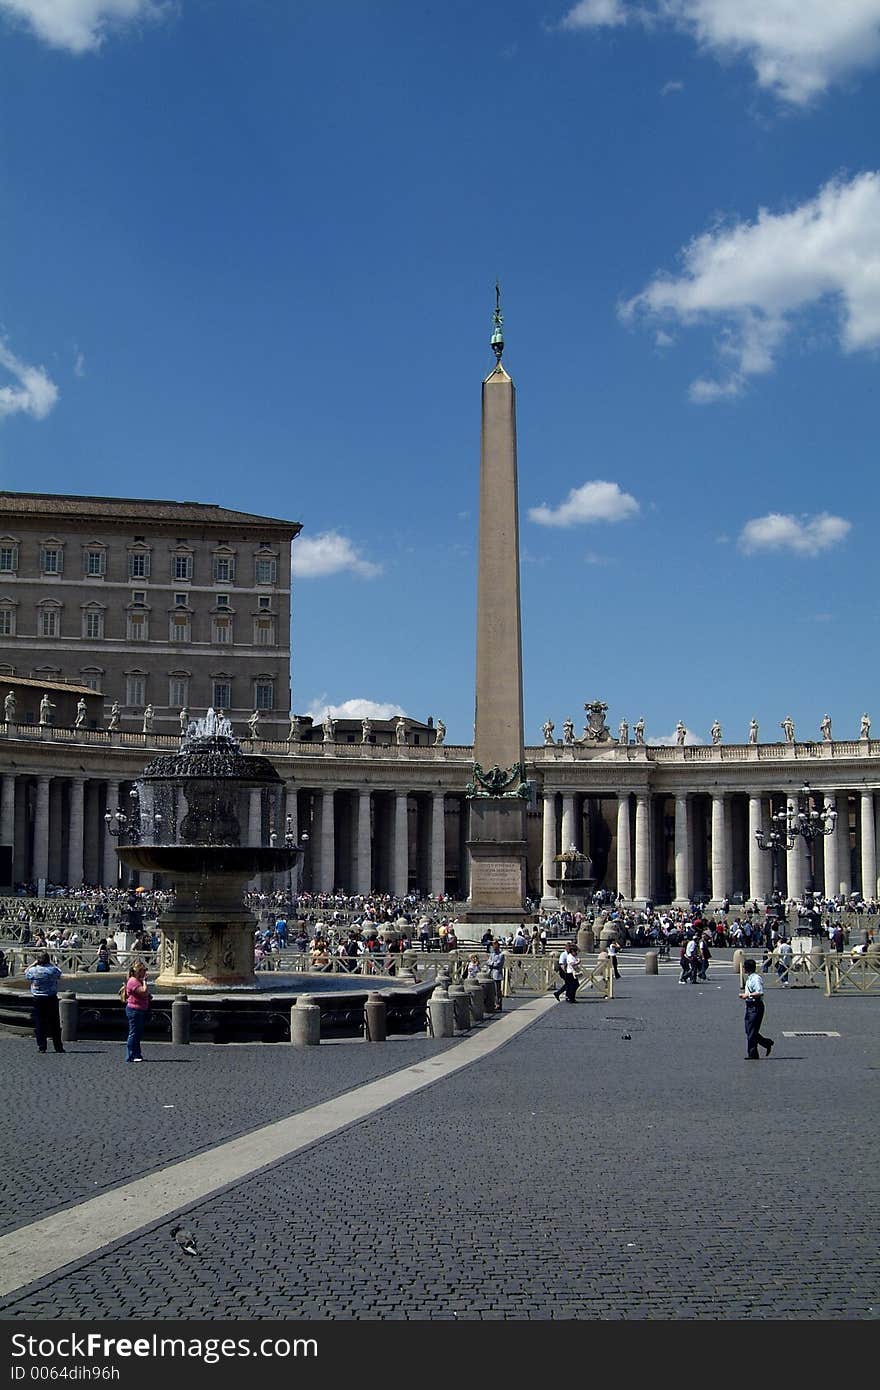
(40, 609), (59, 638)
(0, 546), (18, 573)
(213, 556), (234, 583)
(0, 610), (13, 636)
(169, 677), (188, 706)
(212, 618), (232, 644)
(126, 675), (146, 707)
(86, 550), (106, 576)
(127, 613), (148, 641)
(213, 681), (231, 709)
(174, 554), (193, 581)
(41, 548), (63, 574)
(255, 557), (276, 585)
(84, 612), (104, 639)
(215, 594), (229, 608)
(131, 591), (146, 605)
(170, 618), (190, 642)
(128, 552), (149, 579)
(80, 674), (102, 692)
(174, 592), (188, 607)
(254, 618), (275, 646)
(254, 681), (274, 711)
(258, 595), (271, 610)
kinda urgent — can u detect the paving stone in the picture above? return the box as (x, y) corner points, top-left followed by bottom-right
(1, 975), (877, 1319)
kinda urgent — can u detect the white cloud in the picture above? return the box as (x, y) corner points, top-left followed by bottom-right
(291, 532), (382, 579)
(528, 480), (639, 528)
(73, 349), (86, 378)
(557, 1), (880, 104)
(621, 172), (880, 399)
(560, 0), (627, 28)
(660, 79), (684, 95)
(0, 337), (58, 421)
(305, 697), (406, 724)
(654, 329), (675, 347)
(650, 728), (705, 746)
(0, 0), (166, 54)
(739, 512), (852, 554)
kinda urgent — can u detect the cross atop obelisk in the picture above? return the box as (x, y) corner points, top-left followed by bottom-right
(462, 286), (529, 924)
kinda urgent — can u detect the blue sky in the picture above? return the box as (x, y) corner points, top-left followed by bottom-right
(0, 0), (877, 745)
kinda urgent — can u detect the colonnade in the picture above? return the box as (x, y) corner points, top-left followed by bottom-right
(539, 787), (880, 905)
(0, 771), (467, 900)
(2, 763), (879, 906)
(297, 786), (462, 898)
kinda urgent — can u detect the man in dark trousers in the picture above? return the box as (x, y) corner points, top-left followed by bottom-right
(740, 957), (774, 1059)
(23, 952), (65, 1053)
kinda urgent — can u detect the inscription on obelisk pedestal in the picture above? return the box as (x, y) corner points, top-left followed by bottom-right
(461, 288), (529, 925)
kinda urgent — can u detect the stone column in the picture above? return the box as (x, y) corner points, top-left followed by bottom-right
(430, 791), (445, 898)
(33, 776), (50, 887)
(104, 779), (120, 885)
(392, 791), (409, 898)
(67, 777), (86, 889)
(0, 773), (15, 859)
(747, 795), (766, 903)
(710, 793), (727, 905)
(284, 784), (298, 844)
(822, 795), (838, 900)
(673, 794), (689, 905)
(835, 793), (851, 897)
(860, 791), (876, 901)
(541, 791), (557, 904)
(354, 789), (371, 896)
(634, 793), (651, 904)
(785, 802), (805, 900)
(317, 789), (335, 894)
(247, 787), (263, 890)
(616, 794), (632, 901)
(560, 793), (577, 854)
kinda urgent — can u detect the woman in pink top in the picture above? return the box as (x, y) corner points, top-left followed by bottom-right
(124, 960), (150, 1063)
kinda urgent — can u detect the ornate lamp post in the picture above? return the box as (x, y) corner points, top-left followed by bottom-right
(104, 787), (162, 942)
(756, 785), (836, 936)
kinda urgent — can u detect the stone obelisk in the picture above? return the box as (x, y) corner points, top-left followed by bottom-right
(462, 287), (529, 924)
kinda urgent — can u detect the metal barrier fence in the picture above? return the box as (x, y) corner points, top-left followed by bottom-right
(824, 954), (880, 996)
(6, 948), (161, 976)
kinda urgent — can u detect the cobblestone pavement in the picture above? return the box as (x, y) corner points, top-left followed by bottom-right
(0, 1032), (456, 1235)
(2, 974), (877, 1320)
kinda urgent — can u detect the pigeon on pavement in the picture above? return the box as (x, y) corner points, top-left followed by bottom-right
(171, 1226), (198, 1256)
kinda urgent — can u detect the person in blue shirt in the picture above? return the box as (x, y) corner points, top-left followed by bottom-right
(23, 952), (65, 1054)
(739, 957), (774, 1060)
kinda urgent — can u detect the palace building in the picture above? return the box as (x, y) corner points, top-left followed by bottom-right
(0, 492), (299, 740)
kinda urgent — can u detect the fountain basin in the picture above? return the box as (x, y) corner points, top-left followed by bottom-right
(0, 974), (434, 1043)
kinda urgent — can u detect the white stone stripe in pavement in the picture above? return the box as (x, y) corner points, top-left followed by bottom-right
(0, 995), (557, 1299)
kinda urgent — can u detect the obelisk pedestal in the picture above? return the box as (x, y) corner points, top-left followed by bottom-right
(460, 291), (529, 925)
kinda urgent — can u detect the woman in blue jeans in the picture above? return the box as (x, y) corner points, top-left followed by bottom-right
(124, 960), (150, 1062)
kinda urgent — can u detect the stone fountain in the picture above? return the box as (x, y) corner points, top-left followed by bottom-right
(0, 709), (435, 1042)
(118, 709), (300, 990)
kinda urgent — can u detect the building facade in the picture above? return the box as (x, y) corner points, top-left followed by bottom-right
(1, 719), (878, 904)
(0, 493), (300, 739)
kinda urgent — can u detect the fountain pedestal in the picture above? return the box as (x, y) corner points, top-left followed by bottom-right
(120, 845), (299, 990)
(154, 871), (255, 989)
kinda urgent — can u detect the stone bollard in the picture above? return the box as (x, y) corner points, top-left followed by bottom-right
(429, 983), (455, 1038)
(364, 991), (387, 1042)
(290, 994), (321, 1046)
(645, 950), (659, 976)
(464, 978), (485, 1022)
(449, 982), (471, 1032)
(171, 993), (191, 1045)
(59, 991), (78, 1043)
(478, 969), (497, 1015)
(732, 948), (746, 979)
(577, 925), (595, 955)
